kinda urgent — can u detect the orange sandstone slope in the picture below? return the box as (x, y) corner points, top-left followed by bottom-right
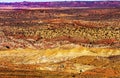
(0, 46), (120, 77)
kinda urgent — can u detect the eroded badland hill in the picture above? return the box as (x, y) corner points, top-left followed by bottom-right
(0, 8), (120, 78)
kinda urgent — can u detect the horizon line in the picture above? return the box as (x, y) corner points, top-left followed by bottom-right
(0, 0), (119, 3)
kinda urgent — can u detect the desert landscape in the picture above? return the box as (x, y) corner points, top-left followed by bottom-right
(0, 1), (120, 78)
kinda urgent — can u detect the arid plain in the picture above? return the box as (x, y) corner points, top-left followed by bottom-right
(0, 8), (120, 78)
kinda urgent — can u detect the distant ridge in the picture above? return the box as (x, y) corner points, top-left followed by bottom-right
(0, 1), (120, 8)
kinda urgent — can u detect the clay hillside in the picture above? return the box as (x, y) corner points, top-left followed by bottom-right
(0, 2), (120, 78)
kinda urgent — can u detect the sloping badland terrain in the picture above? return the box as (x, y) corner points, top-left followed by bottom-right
(0, 8), (120, 78)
